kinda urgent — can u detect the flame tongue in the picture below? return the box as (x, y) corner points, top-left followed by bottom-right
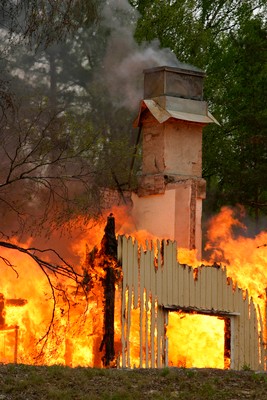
(204, 207), (267, 310)
(0, 206), (266, 368)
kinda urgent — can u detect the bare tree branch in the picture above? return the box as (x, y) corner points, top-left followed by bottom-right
(0, 241), (82, 281)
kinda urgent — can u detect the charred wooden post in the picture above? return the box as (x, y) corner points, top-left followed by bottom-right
(14, 325), (19, 363)
(0, 293), (5, 328)
(101, 214), (117, 259)
(264, 288), (267, 366)
(224, 317), (231, 369)
(99, 213), (118, 367)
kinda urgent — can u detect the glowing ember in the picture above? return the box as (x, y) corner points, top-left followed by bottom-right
(0, 205), (266, 368)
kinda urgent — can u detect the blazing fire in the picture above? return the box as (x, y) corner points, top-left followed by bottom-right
(0, 206), (266, 369)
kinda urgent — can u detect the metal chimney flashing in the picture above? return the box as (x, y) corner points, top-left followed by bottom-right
(133, 97), (219, 127)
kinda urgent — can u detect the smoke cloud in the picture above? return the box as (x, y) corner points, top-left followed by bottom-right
(96, 0), (179, 110)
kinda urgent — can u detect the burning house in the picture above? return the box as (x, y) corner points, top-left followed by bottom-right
(0, 64), (266, 371)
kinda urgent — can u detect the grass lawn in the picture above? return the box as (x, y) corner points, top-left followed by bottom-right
(0, 364), (267, 399)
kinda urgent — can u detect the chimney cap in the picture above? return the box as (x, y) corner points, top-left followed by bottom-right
(143, 64), (205, 78)
(143, 64), (205, 100)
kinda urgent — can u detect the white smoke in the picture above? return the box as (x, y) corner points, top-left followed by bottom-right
(98, 0), (179, 110)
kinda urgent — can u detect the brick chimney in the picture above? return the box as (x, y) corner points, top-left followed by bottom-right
(132, 65), (218, 257)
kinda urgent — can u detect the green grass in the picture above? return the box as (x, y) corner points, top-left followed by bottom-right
(0, 364), (267, 399)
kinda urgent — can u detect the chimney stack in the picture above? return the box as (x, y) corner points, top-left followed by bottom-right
(132, 64), (217, 257)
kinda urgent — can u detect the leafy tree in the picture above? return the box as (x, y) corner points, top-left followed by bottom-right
(0, 0), (98, 49)
(1, 0), (139, 190)
(203, 16), (267, 221)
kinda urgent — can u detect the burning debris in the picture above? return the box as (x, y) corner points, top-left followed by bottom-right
(0, 209), (266, 370)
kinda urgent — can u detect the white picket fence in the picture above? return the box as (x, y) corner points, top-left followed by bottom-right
(118, 236), (266, 370)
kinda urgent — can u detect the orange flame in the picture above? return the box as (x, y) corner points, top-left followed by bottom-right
(0, 205), (266, 368)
